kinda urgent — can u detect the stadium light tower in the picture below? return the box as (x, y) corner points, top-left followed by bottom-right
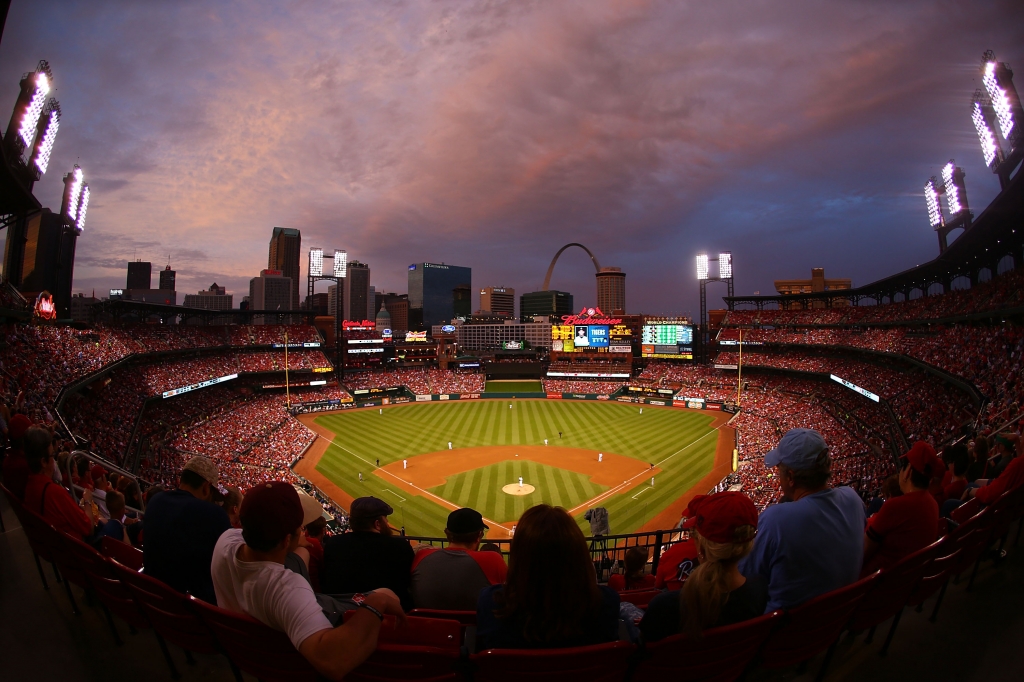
(696, 252), (734, 364)
(926, 162), (971, 254)
(979, 51), (1024, 188)
(3, 60), (61, 186)
(307, 247), (348, 378)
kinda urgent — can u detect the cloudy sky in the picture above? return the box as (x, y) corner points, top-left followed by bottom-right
(1, 0), (1021, 317)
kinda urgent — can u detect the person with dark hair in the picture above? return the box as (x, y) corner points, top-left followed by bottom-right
(739, 428), (866, 612)
(22, 426), (98, 539)
(965, 437), (989, 483)
(143, 456), (231, 603)
(608, 547), (655, 593)
(212, 482), (405, 682)
(410, 508), (507, 610)
(1, 413), (33, 499)
(475, 504), (620, 650)
(866, 474), (903, 517)
(862, 442), (941, 575)
(98, 490), (131, 544)
(321, 497), (415, 608)
(986, 435), (1016, 480)
(222, 484), (244, 528)
(640, 493), (765, 642)
(943, 452), (971, 503)
(966, 433), (1024, 505)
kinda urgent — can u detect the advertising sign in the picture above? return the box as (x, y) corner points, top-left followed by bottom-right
(502, 340), (524, 350)
(404, 331), (428, 342)
(163, 373), (238, 399)
(830, 374), (880, 402)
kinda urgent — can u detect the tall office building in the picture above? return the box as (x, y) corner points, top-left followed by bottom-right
(407, 262), (472, 330)
(368, 286), (376, 321)
(159, 264), (176, 291)
(381, 293), (409, 332)
(520, 290), (574, 321)
(249, 269), (292, 322)
(596, 267), (626, 314)
(267, 227), (301, 310)
(345, 261), (371, 321)
(127, 261), (152, 290)
(479, 287), (515, 316)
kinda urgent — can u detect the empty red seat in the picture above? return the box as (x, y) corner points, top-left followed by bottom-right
(343, 611), (461, 649)
(101, 534), (144, 571)
(618, 588), (661, 609)
(470, 640), (636, 682)
(408, 609), (477, 626)
(632, 610), (782, 682)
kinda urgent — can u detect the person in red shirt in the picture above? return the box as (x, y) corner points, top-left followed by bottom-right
(21, 427), (98, 540)
(410, 508), (507, 610)
(862, 442), (941, 575)
(654, 536), (699, 591)
(1, 413), (33, 499)
(969, 434), (1023, 505)
(608, 547), (656, 592)
(942, 454), (970, 504)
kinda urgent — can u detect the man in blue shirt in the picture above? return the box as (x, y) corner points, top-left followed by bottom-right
(740, 428), (866, 612)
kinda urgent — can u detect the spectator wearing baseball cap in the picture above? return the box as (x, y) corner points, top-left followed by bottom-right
(1, 413), (34, 499)
(143, 456), (231, 603)
(739, 428), (866, 612)
(321, 496), (415, 609)
(640, 492), (765, 642)
(410, 508), (507, 610)
(212, 482), (405, 681)
(862, 442), (941, 576)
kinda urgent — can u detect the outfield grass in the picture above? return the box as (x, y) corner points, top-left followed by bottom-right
(483, 380), (543, 393)
(314, 400), (718, 536)
(428, 460), (608, 523)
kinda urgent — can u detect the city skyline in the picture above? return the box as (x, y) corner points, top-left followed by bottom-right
(1, 1), (1022, 316)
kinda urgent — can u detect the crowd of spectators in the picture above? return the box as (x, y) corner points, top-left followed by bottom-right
(542, 379), (625, 394)
(344, 368), (484, 395)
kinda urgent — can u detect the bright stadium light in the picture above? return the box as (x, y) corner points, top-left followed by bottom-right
(333, 249), (348, 278)
(696, 254), (709, 280)
(67, 167), (85, 220)
(924, 178), (943, 228)
(308, 248), (323, 277)
(941, 162), (964, 216)
(76, 185), (89, 231)
(971, 97), (1000, 168)
(983, 60), (1015, 140)
(719, 252), (732, 279)
(18, 71), (50, 147)
(33, 108), (60, 174)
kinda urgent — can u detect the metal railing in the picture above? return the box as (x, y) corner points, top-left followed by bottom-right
(64, 449), (147, 519)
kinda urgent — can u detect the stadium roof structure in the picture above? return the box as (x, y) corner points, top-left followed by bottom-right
(725, 169), (1024, 311)
(92, 298), (319, 324)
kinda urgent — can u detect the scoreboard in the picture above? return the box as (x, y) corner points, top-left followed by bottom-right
(641, 323), (694, 360)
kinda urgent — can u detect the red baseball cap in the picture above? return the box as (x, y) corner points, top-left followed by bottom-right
(682, 492), (758, 544)
(902, 441), (945, 477)
(240, 481), (304, 545)
(91, 465), (107, 480)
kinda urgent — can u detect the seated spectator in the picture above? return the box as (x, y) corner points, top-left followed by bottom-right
(986, 435), (1015, 480)
(866, 474), (902, 517)
(410, 508), (507, 610)
(608, 547), (655, 593)
(321, 497), (415, 608)
(223, 485), (244, 528)
(304, 515), (328, 594)
(90, 465), (112, 518)
(739, 428), (866, 612)
(479, 542), (502, 554)
(1, 413), (33, 499)
(22, 426), (98, 539)
(943, 452), (970, 503)
(143, 456), (231, 603)
(862, 442), (941, 575)
(476, 504), (620, 650)
(212, 481), (405, 682)
(98, 490), (131, 544)
(654, 537), (699, 591)
(967, 434), (1024, 505)
(640, 493), (765, 642)
(965, 437), (989, 482)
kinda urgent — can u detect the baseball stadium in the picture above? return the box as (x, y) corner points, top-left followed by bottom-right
(3, 5), (1024, 682)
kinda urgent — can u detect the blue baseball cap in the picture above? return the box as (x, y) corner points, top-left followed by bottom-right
(765, 428), (828, 469)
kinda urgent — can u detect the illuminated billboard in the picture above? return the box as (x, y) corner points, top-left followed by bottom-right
(641, 323), (694, 360)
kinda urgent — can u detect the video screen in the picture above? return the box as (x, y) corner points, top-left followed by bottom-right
(641, 323), (693, 360)
(573, 325), (609, 348)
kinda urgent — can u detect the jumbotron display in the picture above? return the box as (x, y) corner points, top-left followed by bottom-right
(641, 323), (694, 359)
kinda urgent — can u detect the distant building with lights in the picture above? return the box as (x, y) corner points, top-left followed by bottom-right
(480, 286), (515, 316)
(775, 268), (852, 308)
(596, 267), (626, 314)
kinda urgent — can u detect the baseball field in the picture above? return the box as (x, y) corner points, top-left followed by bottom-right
(294, 399), (734, 538)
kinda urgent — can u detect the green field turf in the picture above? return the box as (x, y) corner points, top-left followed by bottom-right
(483, 380), (543, 393)
(313, 400), (718, 537)
(428, 460), (608, 523)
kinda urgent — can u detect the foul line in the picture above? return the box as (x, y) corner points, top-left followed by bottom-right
(631, 486), (652, 500)
(317, 435), (514, 533)
(381, 489), (407, 502)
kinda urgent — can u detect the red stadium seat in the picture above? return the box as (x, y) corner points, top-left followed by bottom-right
(101, 534), (144, 571)
(617, 588), (661, 609)
(342, 611), (461, 649)
(847, 540), (939, 656)
(20, 507), (85, 615)
(949, 508), (995, 590)
(189, 597), (318, 682)
(949, 497), (982, 525)
(758, 572), (879, 676)
(408, 609), (478, 626)
(469, 641), (636, 682)
(347, 644), (464, 682)
(632, 610), (782, 682)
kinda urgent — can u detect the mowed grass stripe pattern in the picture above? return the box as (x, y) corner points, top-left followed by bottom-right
(314, 400), (717, 536)
(430, 460), (607, 523)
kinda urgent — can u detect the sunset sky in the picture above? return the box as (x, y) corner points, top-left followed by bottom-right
(2, 0), (1021, 316)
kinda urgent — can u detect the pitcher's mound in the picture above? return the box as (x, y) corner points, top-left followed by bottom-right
(502, 483), (536, 496)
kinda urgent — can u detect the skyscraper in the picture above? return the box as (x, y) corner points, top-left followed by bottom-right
(479, 287), (515, 316)
(596, 267), (626, 314)
(159, 264), (176, 291)
(345, 261), (371, 322)
(249, 269), (292, 323)
(127, 261), (152, 290)
(408, 262), (472, 330)
(520, 290), (574, 321)
(268, 227), (301, 310)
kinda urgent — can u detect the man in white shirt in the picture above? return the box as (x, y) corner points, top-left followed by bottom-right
(212, 481), (405, 681)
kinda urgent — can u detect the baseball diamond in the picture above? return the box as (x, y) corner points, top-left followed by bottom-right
(295, 399), (734, 537)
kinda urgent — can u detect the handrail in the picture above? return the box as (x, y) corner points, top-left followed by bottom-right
(64, 449), (147, 517)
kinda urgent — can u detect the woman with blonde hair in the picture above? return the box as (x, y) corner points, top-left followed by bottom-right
(640, 492), (766, 642)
